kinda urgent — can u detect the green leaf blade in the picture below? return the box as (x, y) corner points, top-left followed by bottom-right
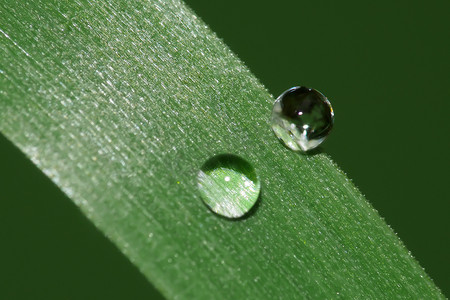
(0, 0), (444, 299)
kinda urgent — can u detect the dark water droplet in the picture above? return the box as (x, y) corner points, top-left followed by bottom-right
(272, 86), (334, 151)
(197, 154), (260, 219)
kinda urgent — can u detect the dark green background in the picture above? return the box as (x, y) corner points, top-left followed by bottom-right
(1, 0), (448, 298)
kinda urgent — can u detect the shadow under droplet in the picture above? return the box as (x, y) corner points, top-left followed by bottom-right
(303, 146), (324, 157)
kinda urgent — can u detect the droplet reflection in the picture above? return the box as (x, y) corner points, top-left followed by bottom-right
(271, 86), (334, 152)
(197, 154), (260, 219)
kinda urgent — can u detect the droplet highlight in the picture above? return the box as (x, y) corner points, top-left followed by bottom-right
(197, 154), (260, 219)
(271, 86), (334, 152)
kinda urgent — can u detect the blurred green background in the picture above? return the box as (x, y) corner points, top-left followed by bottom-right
(1, 0), (448, 298)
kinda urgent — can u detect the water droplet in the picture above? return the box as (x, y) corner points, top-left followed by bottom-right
(271, 86), (334, 151)
(197, 154), (260, 218)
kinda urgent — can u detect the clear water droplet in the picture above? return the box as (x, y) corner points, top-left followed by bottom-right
(271, 86), (334, 151)
(197, 154), (260, 219)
